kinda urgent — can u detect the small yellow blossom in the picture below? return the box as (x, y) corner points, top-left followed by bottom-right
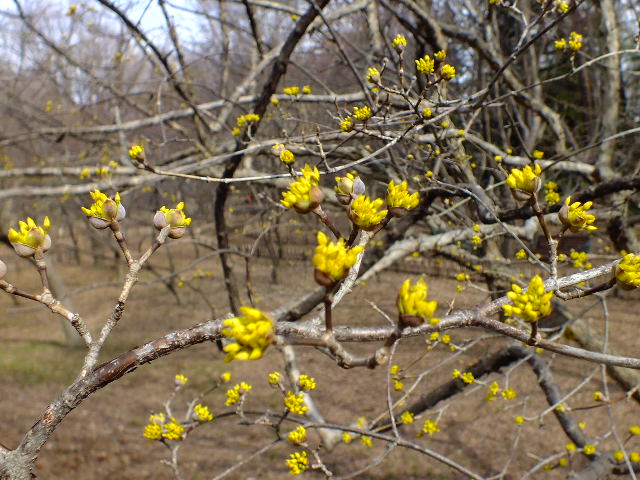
(421, 420), (439, 436)
(225, 382), (252, 406)
(631, 452), (640, 462)
(472, 235), (482, 246)
(533, 150), (544, 160)
(394, 379), (404, 391)
(175, 374), (188, 386)
(350, 195), (387, 229)
(163, 421), (185, 440)
(396, 278), (438, 325)
(515, 249), (527, 260)
(129, 144), (144, 161)
(390, 365), (400, 375)
(583, 444), (596, 455)
(515, 416), (524, 425)
(423, 107), (432, 118)
(559, 196), (597, 232)
(313, 232), (364, 285)
(143, 422), (163, 440)
(231, 127), (241, 136)
(452, 369), (461, 379)
(353, 105), (372, 121)
(288, 426), (307, 445)
(281, 165), (323, 213)
(279, 150), (295, 165)
(505, 164), (542, 201)
(429, 332), (439, 341)
(401, 411), (415, 424)
(361, 436), (372, 447)
(154, 202), (192, 238)
(630, 425), (640, 435)
(302, 85), (311, 94)
(434, 50), (446, 61)
(268, 371), (281, 385)
(440, 64), (456, 80)
(193, 404), (213, 422)
(81, 190), (125, 227)
(415, 55), (435, 74)
(342, 432), (352, 443)
(285, 451), (308, 475)
(236, 113), (260, 127)
(569, 31), (583, 51)
(271, 96), (279, 105)
(614, 450), (625, 462)
(461, 372), (474, 384)
(555, 0), (569, 13)
(441, 334), (450, 344)
(502, 388), (517, 400)
(615, 253), (640, 289)
(221, 372), (232, 382)
(387, 180), (420, 212)
(366, 67), (380, 83)
(570, 250), (590, 269)
(392, 33), (407, 52)
(456, 272), (470, 282)
(8, 216), (52, 256)
(503, 275), (552, 323)
(222, 307), (273, 362)
(283, 86), (301, 96)
(340, 116), (354, 132)
(284, 392), (308, 415)
(545, 181), (561, 204)
(298, 375), (316, 391)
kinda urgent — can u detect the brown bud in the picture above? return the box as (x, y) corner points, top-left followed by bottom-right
(314, 268), (336, 287)
(398, 315), (424, 329)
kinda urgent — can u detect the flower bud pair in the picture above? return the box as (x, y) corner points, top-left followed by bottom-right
(153, 202), (192, 239)
(8, 217), (52, 257)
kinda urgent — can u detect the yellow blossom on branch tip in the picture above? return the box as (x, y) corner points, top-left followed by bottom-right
(340, 116), (354, 132)
(143, 422), (163, 440)
(416, 55), (434, 74)
(81, 190), (125, 228)
(353, 105), (371, 121)
(505, 164), (542, 201)
(283, 86), (300, 96)
(392, 33), (407, 51)
(288, 426), (307, 445)
(174, 374), (188, 386)
(285, 451), (308, 475)
(154, 202), (192, 239)
(559, 196), (597, 232)
(366, 67), (380, 83)
(280, 150), (295, 165)
(225, 382), (252, 406)
(569, 31), (583, 51)
(236, 113), (260, 127)
(284, 392), (308, 415)
(583, 444), (596, 455)
(222, 307), (273, 362)
(422, 420), (439, 436)
(281, 165), (323, 214)
(387, 180), (420, 213)
(128, 144), (144, 160)
(298, 375), (316, 391)
(401, 411), (414, 424)
(193, 404), (213, 422)
(8, 216), (52, 256)
(503, 275), (553, 323)
(312, 232), (363, 285)
(440, 64), (456, 80)
(618, 255), (640, 289)
(350, 195), (387, 229)
(302, 85), (311, 94)
(268, 371), (281, 385)
(162, 421), (185, 440)
(397, 278), (438, 326)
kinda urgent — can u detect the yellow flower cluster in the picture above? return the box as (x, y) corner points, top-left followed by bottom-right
(505, 164), (542, 201)
(515, 249), (527, 260)
(312, 232), (364, 284)
(283, 86), (301, 96)
(366, 67), (380, 83)
(284, 392), (308, 415)
(298, 375), (316, 391)
(440, 64), (456, 80)
(353, 105), (372, 121)
(143, 413), (185, 441)
(350, 195), (387, 229)
(386, 180), (420, 211)
(154, 202), (192, 238)
(556, 32), (583, 52)
(559, 196), (597, 232)
(193, 404), (213, 422)
(221, 307), (273, 362)
(8, 216), (51, 254)
(503, 275), (553, 323)
(281, 165), (323, 213)
(288, 426), (307, 445)
(545, 181), (560, 204)
(434, 50), (446, 61)
(81, 190), (124, 224)
(280, 150), (295, 165)
(421, 419), (439, 436)
(268, 371), (281, 385)
(340, 116), (354, 132)
(392, 33), (407, 51)
(225, 382), (252, 406)
(615, 253), (640, 289)
(416, 55), (435, 74)
(128, 144), (144, 161)
(285, 451), (308, 475)
(175, 374), (188, 386)
(236, 113), (260, 127)
(401, 411), (414, 424)
(396, 278), (438, 325)
(570, 251), (591, 269)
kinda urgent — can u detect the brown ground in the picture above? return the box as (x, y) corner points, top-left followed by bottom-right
(1, 237), (639, 480)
